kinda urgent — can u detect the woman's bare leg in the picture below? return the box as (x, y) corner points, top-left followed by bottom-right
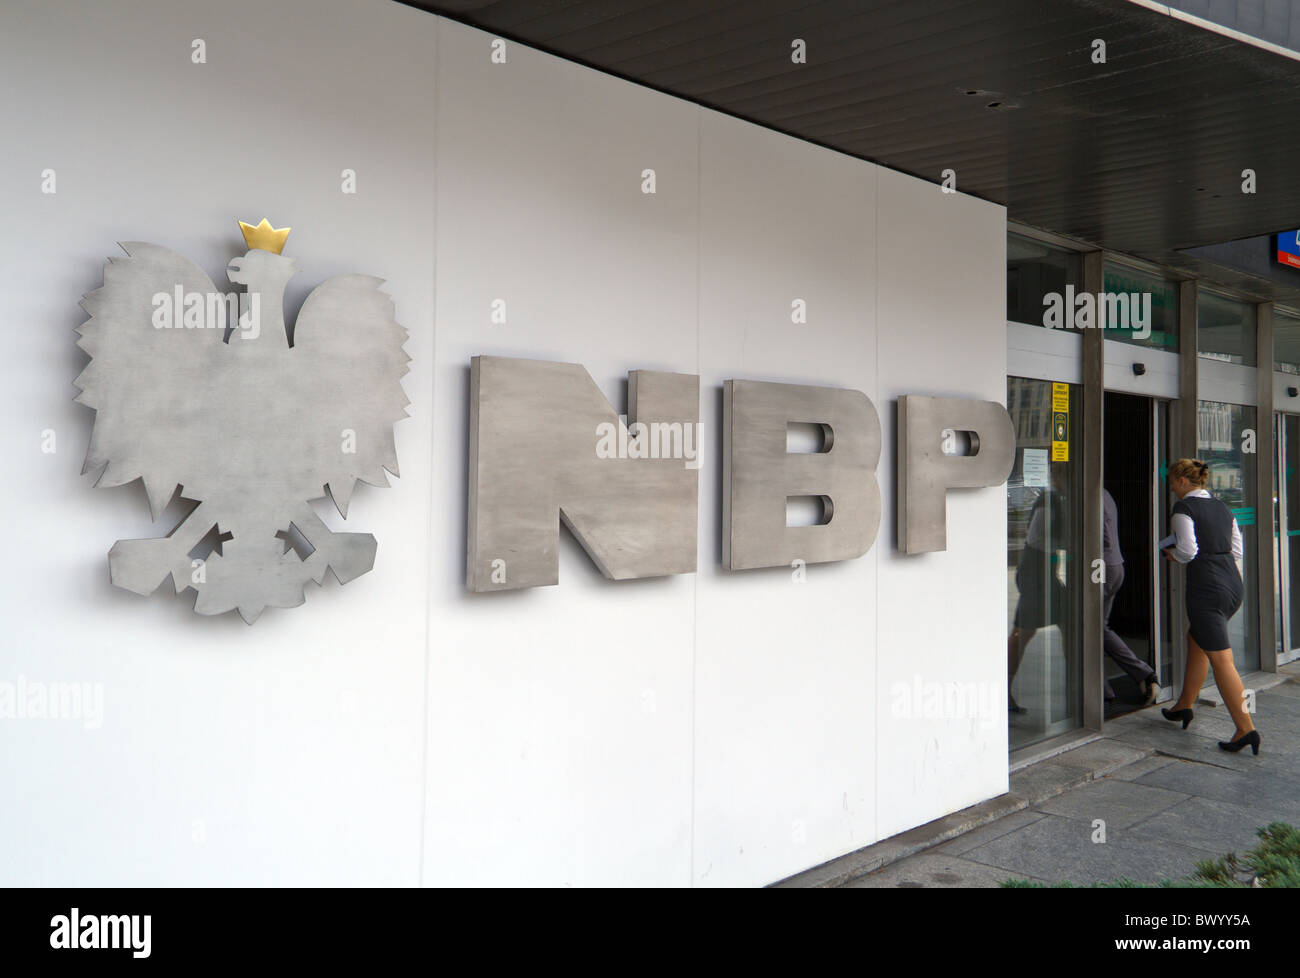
(1173, 632), (1209, 711)
(1204, 647), (1255, 738)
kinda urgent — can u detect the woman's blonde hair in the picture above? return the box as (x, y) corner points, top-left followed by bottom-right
(1170, 457), (1210, 488)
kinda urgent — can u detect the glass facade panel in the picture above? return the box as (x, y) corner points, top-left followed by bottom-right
(1195, 400), (1260, 672)
(1197, 292), (1257, 366)
(1007, 377), (1084, 749)
(1007, 233), (1081, 328)
(1101, 262), (1180, 351)
(1274, 412), (1283, 656)
(1282, 414), (1300, 657)
(1274, 308), (1300, 375)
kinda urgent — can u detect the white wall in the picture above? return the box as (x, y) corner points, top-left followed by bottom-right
(0, 0), (1007, 887)
(0, 0), (436, 887)
(875, 170), (1009, 840)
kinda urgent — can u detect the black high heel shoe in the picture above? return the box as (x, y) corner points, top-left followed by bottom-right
(1218, 730), (1262, 755)
(1161, 707), (1194, 730)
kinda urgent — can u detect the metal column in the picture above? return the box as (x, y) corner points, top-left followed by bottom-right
(1082, 251), (1104, 731)
(1173, 279), (1199, 693)
(1178, 280), (1199, 458)
(1257, 302), (1278, 672)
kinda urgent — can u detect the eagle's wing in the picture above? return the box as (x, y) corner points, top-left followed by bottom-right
(288, 274), (409, 516)
(74, 242), (226, 519)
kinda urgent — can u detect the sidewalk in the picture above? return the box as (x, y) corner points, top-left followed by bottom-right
(778, 665), (1300, 888)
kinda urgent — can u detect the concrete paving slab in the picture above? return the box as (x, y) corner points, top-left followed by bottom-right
(1162, 711), (1239, 739)
(960, 813), (1214, 885)
(1255, 705), (1300, 730)
(1110, 727), (1245, 768)
(1197, 671), (1295, 706)
(1175, 733), (1300, 778)
(1034, 778), (1189, 829)
(1244, 694), (1300, 719)
(1133, 759), (1300, 822)
(1007, 760), (1094, 805)
(1241, 714), (1300, 740)
(1126, 795), (1284, 857)
(845, 852), (1041, 888)
(1050, 739), (1150, 774)
(1109, 707), (1237, 741)
(1246, 741), (1300, 775)
(935, 809), (1049, 855)
(1106, 755), (1179, 781)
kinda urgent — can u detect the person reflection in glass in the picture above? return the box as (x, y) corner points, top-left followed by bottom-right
(1102, 487), (1160, 710)
(1008, 462), (1069, 714)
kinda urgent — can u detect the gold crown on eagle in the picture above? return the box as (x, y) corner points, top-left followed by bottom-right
(238, 218), (291, 255)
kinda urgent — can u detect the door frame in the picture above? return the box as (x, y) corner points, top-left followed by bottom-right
(1148, 396), (1176, 697)
(1274, 410), (1300, 664)
(1099, 388), (1177, 702)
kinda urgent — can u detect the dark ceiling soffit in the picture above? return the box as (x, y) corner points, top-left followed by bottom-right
(399, 0), (1300, 296)
(396, 0), (934, 192)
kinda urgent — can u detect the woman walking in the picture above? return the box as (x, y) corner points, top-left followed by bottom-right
(1161, 458), (1261, 754)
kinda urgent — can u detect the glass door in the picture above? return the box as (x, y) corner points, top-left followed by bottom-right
(1275, 413), (1300, 664)
(1007, 377), (1084, 749)
(1101, 392), (1170, 711)
(1196, 400), (1260, 672)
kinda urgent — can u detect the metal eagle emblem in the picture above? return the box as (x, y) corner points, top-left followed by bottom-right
(74, 220), (409, 623)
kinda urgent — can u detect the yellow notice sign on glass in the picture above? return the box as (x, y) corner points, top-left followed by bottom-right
(1052, 382), (1069, 413)
(1051, 382), (1069, 460)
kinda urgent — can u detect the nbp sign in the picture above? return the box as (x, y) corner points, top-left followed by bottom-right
(467, 356), (1016, 591)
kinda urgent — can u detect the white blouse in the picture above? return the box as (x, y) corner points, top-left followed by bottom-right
(1169, 488), (1244, 564)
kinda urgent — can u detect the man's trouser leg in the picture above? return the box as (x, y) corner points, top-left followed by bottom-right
(1102, 562), (1156, 699)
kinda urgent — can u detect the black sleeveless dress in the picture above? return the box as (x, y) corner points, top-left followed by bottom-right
(1173, 494), (1243, 651)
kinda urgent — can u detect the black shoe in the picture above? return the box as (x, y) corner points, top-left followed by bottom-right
(1142, 678), (1160, 705)
(1218, 730), (1262, 755)
(1161, 707), (1193, 730)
